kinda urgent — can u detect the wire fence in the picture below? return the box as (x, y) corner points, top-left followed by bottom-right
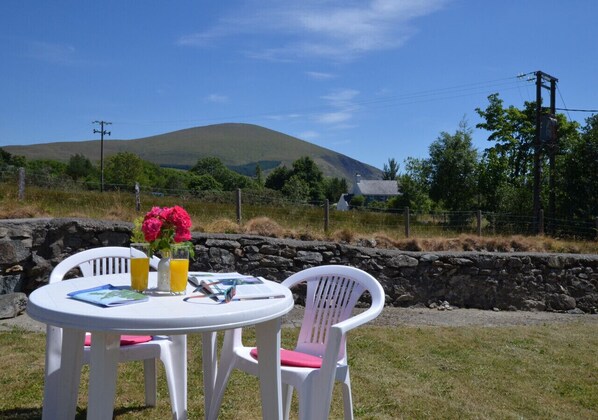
(2, 166), (597, 240)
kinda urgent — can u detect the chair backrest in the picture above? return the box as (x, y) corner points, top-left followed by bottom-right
(282, 265), (384, 361)
(50, 246), (159, 283)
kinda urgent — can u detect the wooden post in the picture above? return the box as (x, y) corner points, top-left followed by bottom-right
(477, 210), (482, 236)
(236, 188), (242, 225)
(18, 167), (25, 201)
(404, 207), (410, 238)
(135, 182), (141, 212)
(324, 199), (330, 232)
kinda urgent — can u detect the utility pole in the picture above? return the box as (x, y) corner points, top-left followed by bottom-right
(533, 71), (558, 234)
(93, 120), (111, 192)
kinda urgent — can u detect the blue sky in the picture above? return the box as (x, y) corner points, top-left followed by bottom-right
(1, 0), (597, 170)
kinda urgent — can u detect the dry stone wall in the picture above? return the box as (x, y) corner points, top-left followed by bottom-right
(1, 218), (597, 317)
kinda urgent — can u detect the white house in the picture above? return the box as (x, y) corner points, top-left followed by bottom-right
(337, 174), (400, 210)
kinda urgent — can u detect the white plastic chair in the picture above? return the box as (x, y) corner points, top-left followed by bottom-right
(44, 246), (187, 419)
(209, 265), (385, 420)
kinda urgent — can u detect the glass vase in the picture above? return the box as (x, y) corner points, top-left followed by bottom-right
(157, 249), (171, 292)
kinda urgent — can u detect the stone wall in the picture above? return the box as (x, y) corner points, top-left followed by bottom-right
(1, 218), (597, 316)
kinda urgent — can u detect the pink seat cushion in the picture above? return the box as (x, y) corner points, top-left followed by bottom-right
(250, 347), (323, 368)
(84, 334), (153, 347)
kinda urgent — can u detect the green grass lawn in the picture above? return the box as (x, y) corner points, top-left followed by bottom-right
(1, 322), (596, 419)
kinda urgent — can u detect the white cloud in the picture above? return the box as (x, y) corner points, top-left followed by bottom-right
(25, 41), (78, 65)
(204, 93), (229, 104)
(315, 111), (353, 124)
(266, 113), (303, 121)
(306, 71), (336, 80)
(315, 88), (360, 126)
(298, 130), (319, 140)
(321, 89), (359, 107)
(178, 0), (448, 61)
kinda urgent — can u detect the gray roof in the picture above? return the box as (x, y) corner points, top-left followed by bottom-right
(352, 180), (399, 196)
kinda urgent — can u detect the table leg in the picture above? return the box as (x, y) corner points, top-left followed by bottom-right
(87, 332), (120, 420)
(44, 327), (84, 420)
(255, 317), (283, 420)
(202, 331), (217, 419)
(169, 334), (188, 420)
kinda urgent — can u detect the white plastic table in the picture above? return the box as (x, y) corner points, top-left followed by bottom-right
(27, 273), (294, 420)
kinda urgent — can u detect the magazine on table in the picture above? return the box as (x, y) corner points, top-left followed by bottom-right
(67, 284), (149, 307)
(188, 272), (285, 300)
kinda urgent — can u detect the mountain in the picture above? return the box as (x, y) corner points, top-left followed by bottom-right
(3, 123), (382, 182)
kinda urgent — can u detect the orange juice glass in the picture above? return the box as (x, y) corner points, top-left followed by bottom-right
(130, 243), (150, 292)
(170, 245), (189, 294)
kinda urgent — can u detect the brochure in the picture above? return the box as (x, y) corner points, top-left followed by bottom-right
(67, 284), (149, 307)
(187, 272), (284, 301)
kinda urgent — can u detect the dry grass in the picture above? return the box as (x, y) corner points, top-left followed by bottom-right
(1, 184), (596, 254)
(203, 218), (240, 234)
(243, 217), (287, 237)
(0, 202), (49, 219)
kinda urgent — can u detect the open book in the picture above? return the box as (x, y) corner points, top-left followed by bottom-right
(188, 272), (285, 301)
(67, 284), (149, 307)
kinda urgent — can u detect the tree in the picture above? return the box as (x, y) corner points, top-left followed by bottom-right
(476, 93), (580, 216)
(281, 175), (311, 202)
(428, 120), (479, 213)
(476, 93), (537, 182)
(160, 168), (194, 192)
(0, 148), (26, 168)
(291, 156), (324, 201)
(390, 157), (433, 213)
(322, 177), (348, 202)
(265, 166), (291, 190)
(104, 152), (147, 188)
(188, 174), (223, 194)
(66, 154), (93, 181)
(382, 158), (399, 180)
(255, 163), (263, 187)
(190, 157), (254, 191)
(561, 114), (598, 220)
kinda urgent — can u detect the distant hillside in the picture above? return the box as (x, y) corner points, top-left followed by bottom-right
(3, 123), (382, 182)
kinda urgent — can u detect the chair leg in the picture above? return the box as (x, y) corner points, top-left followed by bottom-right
(208, 331), (237, 420)
(143, 359), (157, 406)
(297, 387), (313, 420)
(282, 384), (293, 420)
(341, 375), (354, 420)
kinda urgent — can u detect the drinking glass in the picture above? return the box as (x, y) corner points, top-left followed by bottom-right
(170, 244), (189, 295)
(130, 243), (150, 292)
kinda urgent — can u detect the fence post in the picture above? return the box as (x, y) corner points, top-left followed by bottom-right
(135, 182), (141, 212)
(236, 188), (242, 225)
(477, 210), (482, 236)
(538, 209), (545, 235)
(18, 167), (25, 201)
(324, 199), (330, 232)
(404, 207), (410, 238)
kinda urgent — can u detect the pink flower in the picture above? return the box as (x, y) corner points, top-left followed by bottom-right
(166, 206), (192, 230)
(142, 217), (163, 242)
(146, 206), (163, 219)
(140, 205), (193, 251)
(174, 228), (191, 243)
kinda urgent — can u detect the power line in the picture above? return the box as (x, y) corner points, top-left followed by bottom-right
(555, 85), (572, 121)
(112, 76), (525, 128)
(555, 107), (598, 113)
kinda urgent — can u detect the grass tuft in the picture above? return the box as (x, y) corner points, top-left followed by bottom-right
(243, 217), (286, 237)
